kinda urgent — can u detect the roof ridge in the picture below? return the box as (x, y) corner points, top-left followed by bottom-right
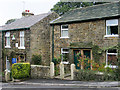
(68, 2), (119, 12)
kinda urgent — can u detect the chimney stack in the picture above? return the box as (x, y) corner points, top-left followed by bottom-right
(22, 10), (34, 17)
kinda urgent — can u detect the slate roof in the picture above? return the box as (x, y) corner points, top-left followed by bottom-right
(51, 2), (120, 24)
(2, 12), (52, 31)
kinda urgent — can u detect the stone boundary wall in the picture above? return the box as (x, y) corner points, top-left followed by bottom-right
(31, 65), (50, 79)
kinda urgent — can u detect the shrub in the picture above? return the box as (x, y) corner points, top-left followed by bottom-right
(12, 63), (30, 79)
(75, 70), (118, 81)
(75, 70), (96, 81)
(31, 54), (41, 65)
(52, 58), (60, 65)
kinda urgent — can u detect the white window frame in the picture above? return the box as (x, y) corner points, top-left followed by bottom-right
(61, 48), (69, 64)
(105, 19), (119, 37)
(105, 50), (118, 68)
(60, 25), (69, 38)
(18, 31), (25, 49)
(5, 32), (11, 48)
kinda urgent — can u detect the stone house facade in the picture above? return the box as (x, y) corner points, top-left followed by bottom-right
(50, 2), (120, 69)
(1, 11), (58, 70)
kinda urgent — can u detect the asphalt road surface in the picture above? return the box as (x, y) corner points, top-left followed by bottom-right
(2, 84), (119, 90)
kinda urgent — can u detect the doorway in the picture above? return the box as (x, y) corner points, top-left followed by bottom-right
(74, 49), (92, 69)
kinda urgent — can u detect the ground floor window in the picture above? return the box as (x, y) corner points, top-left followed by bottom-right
(61, 48), (69, 62)
(16, 54), (26, 63)
(106, 49), (118, 68)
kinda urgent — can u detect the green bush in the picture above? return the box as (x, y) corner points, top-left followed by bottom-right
(31, 54), (41, 65)
(12, 63), (30, 79)
(75, 70), (96, 81)
(52, 58), (60, 65)
(75, 70), (118, 81)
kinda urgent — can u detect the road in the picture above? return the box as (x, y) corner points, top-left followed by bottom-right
(1, 83), (119, 90)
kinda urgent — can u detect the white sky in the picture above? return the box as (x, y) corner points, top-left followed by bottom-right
(0, 0), (60, 26)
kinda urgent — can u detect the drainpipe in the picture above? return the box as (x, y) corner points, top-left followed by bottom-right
(2, 31), (4, 71)
(118, 18), (120, 65)
(52, 25), (54, 62)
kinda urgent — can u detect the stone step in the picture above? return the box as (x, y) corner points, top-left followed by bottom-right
(64, 74), (71, 78)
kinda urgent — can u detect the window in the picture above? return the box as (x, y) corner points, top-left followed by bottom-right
(61, 25), (69, 38)
(105, 19), (118, 37)
(61, 48), (69, 63)
(5, 32), (10, 48)
(106, 49), (118, 68)
(18, 31), (25, 49)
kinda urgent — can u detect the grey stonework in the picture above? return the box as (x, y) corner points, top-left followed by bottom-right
(30, 12), (59, 66)
(31, 65), (50, 79)
(2, 29), (30, 70)
(2, 12), (59, 70)
(51, 19), (119, 65)
(0, 32), (2, 71)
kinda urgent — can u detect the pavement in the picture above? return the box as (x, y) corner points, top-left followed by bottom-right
(2, 79), (120, 88)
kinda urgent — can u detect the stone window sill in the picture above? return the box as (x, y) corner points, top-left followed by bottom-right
(5, 46), (11, 48)
(18, 47), (25, 49)
(60, 37), (69, 39)
(104, 35), (119, 38)
(105, 65), (118, 68)
(61, 61), (69, 64)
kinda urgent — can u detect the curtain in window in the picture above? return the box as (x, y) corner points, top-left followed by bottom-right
(107, 26), (111, 35)
(5, 32), (10, 46)
(62, 30), (68, 37)
(20, 37), (24, 47)
(20, 31), (24, 47)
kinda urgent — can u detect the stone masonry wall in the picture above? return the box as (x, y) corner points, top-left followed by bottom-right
(2, 29), (30, 69)
(52, 19), (119, 64)
(31, 65), (50, 79)
(30, 12), (59, 66)
(0, 32), (2, 72)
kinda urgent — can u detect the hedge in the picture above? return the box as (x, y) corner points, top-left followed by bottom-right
(12, 63), (30, 79)
(74, 70), (118, 81)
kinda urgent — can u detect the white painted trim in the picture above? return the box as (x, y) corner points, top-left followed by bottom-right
(60, 37), (69, 39)
(106, 19), (118, 26)
(106, 50), (118, 68)
(105, 65), (118, 69)
(107, 53), (117, 55)
(18, 47), (25, 49)
(61, 24), (69, 38)
(104, 35), (119, 37)
(61, 61), (69, 64)
(5, 46), (11, 48)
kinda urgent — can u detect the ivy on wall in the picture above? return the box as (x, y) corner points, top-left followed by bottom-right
(92, 45), (102, 64)
(70, 42), (118, 64)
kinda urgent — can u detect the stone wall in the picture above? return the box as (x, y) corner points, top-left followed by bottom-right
(2, 29), (31, 69)
(0, 32), (2, 72)
(30, 12), (59, 66)
(52, 19), (119, 64)
(31, 65), (50, 79)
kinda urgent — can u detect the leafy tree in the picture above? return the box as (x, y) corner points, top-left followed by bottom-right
(5, 19), (16, 24)
(51, 2), (106, 16)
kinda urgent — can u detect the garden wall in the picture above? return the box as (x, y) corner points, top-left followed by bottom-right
(31, 65), (50, 79)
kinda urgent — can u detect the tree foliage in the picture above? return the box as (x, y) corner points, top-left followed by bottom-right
(5, 19), (16, 24)
(51, 2), (106, 16)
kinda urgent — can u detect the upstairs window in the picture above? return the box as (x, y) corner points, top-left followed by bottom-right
(106, 19), (118, 37)
(61, 25), (69, 38)
(106, 49), (118, 68)
(18, 31), (25, 49)
(5, 32), (10, 48)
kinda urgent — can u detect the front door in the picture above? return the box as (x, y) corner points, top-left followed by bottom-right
(74, 49), (91, 69)
(74, 50), (80, 69)
(83, 50), (91, 69)
(83, 50), (91, 59)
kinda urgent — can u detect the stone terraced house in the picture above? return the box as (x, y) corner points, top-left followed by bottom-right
(0, 11), (58, 71)
(50, 2), (120, 69)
